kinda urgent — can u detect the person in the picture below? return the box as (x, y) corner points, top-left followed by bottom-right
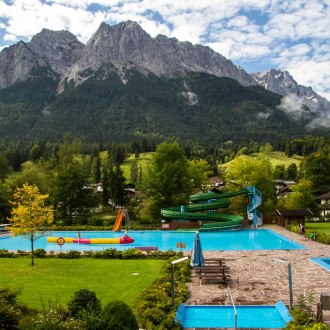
(77, 232), (81, 240)
(299, 223), (305, 236)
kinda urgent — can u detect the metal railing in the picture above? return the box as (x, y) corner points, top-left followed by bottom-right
(227, 287), (237, 329)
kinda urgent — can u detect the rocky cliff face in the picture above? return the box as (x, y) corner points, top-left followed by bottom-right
(0, 29), (84, 89)
(59, 21), (257, 89)
(29, 29), (84, 76)
(0, 41), (50, 88)
(252, 69), (330, 114)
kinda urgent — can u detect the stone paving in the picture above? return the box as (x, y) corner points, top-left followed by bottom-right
(187, 225), (330, 312)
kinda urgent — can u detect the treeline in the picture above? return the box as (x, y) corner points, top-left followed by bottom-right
(1, 134), (329, 174)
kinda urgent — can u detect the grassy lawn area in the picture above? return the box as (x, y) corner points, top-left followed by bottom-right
(305, 222), (330, 234)
(121, 152), (154, 182)
(0, 258), (165, 310)
(221, 151), (301, 170)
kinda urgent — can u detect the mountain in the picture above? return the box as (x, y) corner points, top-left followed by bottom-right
(0, 21), (328, 146)
(60, 21), (256, 91)
(251, 69), (330, 115)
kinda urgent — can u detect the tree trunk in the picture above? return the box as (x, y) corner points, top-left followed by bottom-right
(31, 234), (34, 266)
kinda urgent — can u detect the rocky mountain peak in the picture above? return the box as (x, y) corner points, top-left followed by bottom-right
(28, 28), (84, 75)
(252, 69), (330, 114)
(61, 20), (256, 90)
(0, 41), (49, 88)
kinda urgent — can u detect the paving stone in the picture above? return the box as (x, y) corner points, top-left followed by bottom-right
(187, 224), (330, 313)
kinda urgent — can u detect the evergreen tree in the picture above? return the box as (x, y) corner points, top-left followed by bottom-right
(286, 163), (298, 181)
(101, 168), (110, 206)
(91, 155), (101, 183)
(130, 159), (138, 186)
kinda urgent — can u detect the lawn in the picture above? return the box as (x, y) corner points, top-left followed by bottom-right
(121, 152), (154, 182)
(305, 222), (330, 234)
(221, 151), (301, 170)
(0, 258), (165, 310)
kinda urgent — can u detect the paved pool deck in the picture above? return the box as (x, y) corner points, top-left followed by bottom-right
(187, 225), (330, 312)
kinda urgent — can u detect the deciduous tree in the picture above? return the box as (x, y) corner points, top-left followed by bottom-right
(9, 184), (54, 266)
(225, 155), (276, 214)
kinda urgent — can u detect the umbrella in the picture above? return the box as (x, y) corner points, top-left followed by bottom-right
(190, 231), (205, 267)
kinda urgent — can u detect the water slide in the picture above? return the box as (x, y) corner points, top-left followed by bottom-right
(161, 188), (257, 230)
(112, 210), (124, 231)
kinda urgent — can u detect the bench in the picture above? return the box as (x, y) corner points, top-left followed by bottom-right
(193, 265), (230, 285)
(204, 258), (226, 266)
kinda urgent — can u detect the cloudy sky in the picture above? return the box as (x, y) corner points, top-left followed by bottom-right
(0, 0), (329, 100)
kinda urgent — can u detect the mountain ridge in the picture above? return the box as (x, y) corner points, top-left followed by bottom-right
(0, 21), (329, 146)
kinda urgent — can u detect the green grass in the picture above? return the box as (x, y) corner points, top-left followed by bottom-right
(121, 152), (154, 182)
(221, 151), (301, 169)
(305, 222), (330, 234)
(0, 258), (165, 310)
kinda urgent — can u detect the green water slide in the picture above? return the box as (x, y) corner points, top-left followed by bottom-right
(161, 189), (249, 230)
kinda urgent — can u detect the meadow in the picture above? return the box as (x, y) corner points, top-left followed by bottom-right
(305, 222), (330, 234)
(0, 258), (165, 310)
(121, 152), (153, 182)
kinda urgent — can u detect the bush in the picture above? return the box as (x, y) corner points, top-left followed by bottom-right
(16, 250), (29, 256)
(25, 302), (85, 330)
(0, 288), (22, 330)
(34, 249), (47, 258)
(286, 291), (328, 329)
(68, 289), (101, 318)
(58, 250), (81, 259)
(136, 257), (190, 329)
(0, 249), (16, 258)
(100, 300), (139, 330)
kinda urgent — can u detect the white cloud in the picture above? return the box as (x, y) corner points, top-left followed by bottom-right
(3, 33), (17, 41)
(277, 94), (307, 119)
(284, 60), (330, 100)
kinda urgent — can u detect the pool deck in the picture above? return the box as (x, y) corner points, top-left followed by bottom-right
(187, 224), (330, 317)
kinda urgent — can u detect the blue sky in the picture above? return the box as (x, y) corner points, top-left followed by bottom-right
(0, 0), (329, 100)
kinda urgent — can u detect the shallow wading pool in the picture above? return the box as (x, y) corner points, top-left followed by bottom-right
(310, 258), (330, 271)
(175, 301), (292, 329)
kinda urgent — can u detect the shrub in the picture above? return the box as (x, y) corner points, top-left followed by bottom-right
(58, 250), (81, 259)
(0, 249), (16, 258)
(136, 257), (190, 329)
(34, 248), (47, 258)
(0, 288), (22, 330)
(68, 289), (101, 318)
(100, 300), (139, 330)
(16, 250), (29, 256)
(286, 291), (328, 329)
(25, 302), (85, 330)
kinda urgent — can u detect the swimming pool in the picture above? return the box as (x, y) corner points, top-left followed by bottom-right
(0, 229), (304, 252)
(175, 301), (292, 328)
(310, 258), (330, 271)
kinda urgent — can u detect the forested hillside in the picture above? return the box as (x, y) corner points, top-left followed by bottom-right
(0, 69), (328, 146)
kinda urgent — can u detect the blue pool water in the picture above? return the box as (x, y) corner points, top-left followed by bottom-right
(175, 301), (292, 328)
(311, 258), (330, 271)
(0, 229), (304, 252)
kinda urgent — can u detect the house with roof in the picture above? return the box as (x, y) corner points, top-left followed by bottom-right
(316, 192), (330, 219)
(274, 208), (313, 227)
(274, 180), (296, 200)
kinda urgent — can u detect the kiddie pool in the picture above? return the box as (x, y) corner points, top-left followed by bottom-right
(175, 301), (292, 329)
(310, 258), (330, 271)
